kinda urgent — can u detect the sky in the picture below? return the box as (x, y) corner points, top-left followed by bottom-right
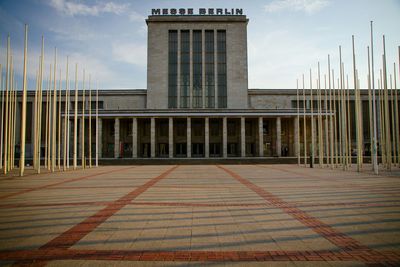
(0, 0), (399, 90)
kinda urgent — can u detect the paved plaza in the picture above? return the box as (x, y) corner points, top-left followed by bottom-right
(0, 164), (399, 266)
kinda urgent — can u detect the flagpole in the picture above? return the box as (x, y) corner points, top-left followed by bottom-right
(96, 81), (99, 167)
(51, 48), (57, 172)
(296, 78), (300, 165)
(81, 69), (85, 168)
(73, 63), (78, 170)
(88, 74), (92, 168)
(19, 25), (28, 176)
(3, 36), (10, 174)
(63, 57), (69, 171)
(302, 74), (307, 167)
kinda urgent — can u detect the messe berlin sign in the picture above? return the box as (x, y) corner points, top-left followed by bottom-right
(151, 8), (244, 16)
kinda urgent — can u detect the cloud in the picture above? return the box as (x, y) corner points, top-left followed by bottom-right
(48, 0), (129, 16)
(112, 42), (147, 67)
(129, 11), (146, 22)
(264, 0), (330, 14)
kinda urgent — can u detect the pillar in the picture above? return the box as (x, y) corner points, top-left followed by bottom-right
(259, 117), (264, 157)
(169, 117), (173, 158)
(98, 118), (102, 159)
(187, 117), (191, 158)
(294, 117), (299, 159)
(205, 117), (209, 158)
(132, 117), (137, 158)
(276, 117), (281, 157)
(241, 117), (246, 157)
(223, 117), (227, 158)
(150, 117), (155, 158)
(114, 118), (120, 158)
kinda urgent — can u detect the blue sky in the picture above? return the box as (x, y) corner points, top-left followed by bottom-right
(0, 0), (399, 90)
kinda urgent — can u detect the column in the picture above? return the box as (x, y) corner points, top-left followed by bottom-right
(114, 118), (120, 158)
(98, 118), (102, 159)
(177, 30), (181, 108)
(201, 29), (206, 108)
(294, 117), (299, 159)
(223, 117), (227, 158)
(205, 117), (209, 158)
(132, 118), (137, 158)
(276, 117), (281, 157)
(259, 117), (264, 157)
(241, 117), (246, 157)
(169, 117), (173, 158)
(187, 117), (191, 158)
(150, 117), (155, 158)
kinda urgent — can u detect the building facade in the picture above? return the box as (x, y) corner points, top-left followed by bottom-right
(12, 13), (397, 162)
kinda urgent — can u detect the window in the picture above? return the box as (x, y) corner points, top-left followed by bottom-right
(210, 121), (220, 136)
(180, 30), (190, 108)
(228, 121), (236, 136)
(217, 30), (227, 108)
(159, 121), (168, 137)
(205, 30), (215, 108)
(168, 30), (178, 108)
(192, 30), (202, 108)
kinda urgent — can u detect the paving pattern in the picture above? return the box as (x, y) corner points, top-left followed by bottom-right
(0, 164), (399, 266)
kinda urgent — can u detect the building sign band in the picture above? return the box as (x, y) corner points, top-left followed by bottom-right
(151, 8), (244, 16)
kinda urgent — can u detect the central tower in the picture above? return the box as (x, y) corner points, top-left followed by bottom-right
(146, 15), (249, 109)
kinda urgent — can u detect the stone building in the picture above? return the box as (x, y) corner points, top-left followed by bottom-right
(13, 13), (394, 163)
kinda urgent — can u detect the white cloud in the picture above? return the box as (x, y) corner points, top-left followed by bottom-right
(49, 0), (129, 16)
(264, 0), (330, 14)
(112, 42), (147, 67)
(129, 11), (146, 22)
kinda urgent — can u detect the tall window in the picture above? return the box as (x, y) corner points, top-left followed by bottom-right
(217, 30), (227, 108)
(180, 30), (190, 108)
(205, 30), (215, 108)
(192, 30), (202, 108)
(168, 30), (178, 108)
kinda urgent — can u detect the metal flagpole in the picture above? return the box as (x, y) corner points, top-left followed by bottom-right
(63, 57), (69, 171)
(303, 74), (307, 167)
(367, 47), (374, 170)
(73, 63), (78, 170)
(81, 69), (85, 168)
(88, 74), (92, 168)
(296, 79), (300, 165)
(392, 62), (399, 167)
(310, 68), (315, 167)
(390, 74), (396, 165)
(0, 64), (3, 170)
(396, 48), (400, 166)
(382, 36), (391, 170)
(96, 81), (99, 167)
(51, 48), (57, 172)
(37, 37), (44, 173)
(3, 36), (10, 174)
(352, 35), (361, 172)
(58, 69), (61, 170)
(317, 62), (323, 167)
(328, 55), (334, 168)
(370, 21), (378, 173)
(19, 25), (28, 176)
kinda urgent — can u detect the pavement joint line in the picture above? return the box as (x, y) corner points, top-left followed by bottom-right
(1, 249), (400, 263)
(217, 165), (373, 252)
(0, 166), (138, 201)
(40, 165), (178, 250)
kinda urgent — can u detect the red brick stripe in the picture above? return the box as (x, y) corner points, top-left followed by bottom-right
(217, 165), (371, 252)
(41, 165), (178, 249)
(0, 166), (137, 200)
(1, 249), (399, 264)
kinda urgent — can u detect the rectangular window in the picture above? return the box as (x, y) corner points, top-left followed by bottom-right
(192, 30), (202, 108)
(168, 30), (178, 108)
(205, 30), (215, 108)
(180, 30), (190, 108)
(217, 30), (227, 108)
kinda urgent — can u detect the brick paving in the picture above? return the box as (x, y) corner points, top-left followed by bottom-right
(0, 164), (399, 266)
